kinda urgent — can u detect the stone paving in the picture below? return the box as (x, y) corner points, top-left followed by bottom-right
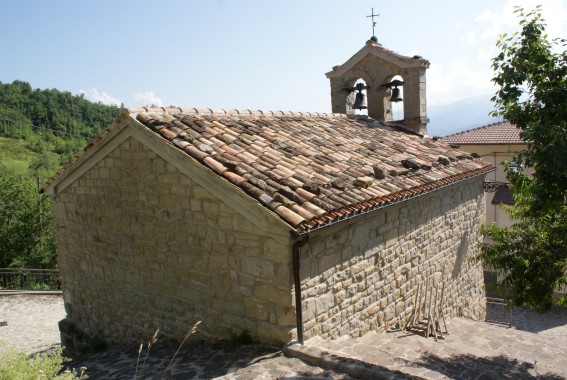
(1, 293), (566, 379)
(0, 293), (66, 355)
(0, 293), (352, 379)
(63, 342), (354, 379)
(287, 303), (567, 379)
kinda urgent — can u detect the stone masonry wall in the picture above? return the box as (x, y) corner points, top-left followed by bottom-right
(53, 137), (295, 347)
(299, 176), (486, 340)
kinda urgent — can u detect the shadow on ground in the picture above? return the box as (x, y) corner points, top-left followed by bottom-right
(65, 342), (275, 378)
(511, 305), (567, 334)
(409, 353), (563, 380)
(486, 303), (567, 334)
(65, 341), (353, 379)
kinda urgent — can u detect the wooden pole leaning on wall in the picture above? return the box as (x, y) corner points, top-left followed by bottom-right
(405, 281), (422, 330)
(405, 280), (447, 340)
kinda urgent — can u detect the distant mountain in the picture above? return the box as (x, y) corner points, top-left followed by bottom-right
(427, 94), (502, 137)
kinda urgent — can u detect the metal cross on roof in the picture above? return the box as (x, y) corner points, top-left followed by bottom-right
(366, 8), (379, 38)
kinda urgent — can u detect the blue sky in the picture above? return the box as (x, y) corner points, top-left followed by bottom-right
(1, 0), (566, 115)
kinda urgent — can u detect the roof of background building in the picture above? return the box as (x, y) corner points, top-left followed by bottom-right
(44, 108), (494, 233)
(491, 185), (515, 206)
(441, 120), (524, 145)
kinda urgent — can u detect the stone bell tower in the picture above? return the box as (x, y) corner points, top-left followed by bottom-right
(325, 38), (430, 135)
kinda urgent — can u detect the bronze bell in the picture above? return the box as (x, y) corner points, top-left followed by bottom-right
(353, 91), (367, 110)
(390, 87), (402, 103)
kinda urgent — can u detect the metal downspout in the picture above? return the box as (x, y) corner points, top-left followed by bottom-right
(292, 234), (310, 345)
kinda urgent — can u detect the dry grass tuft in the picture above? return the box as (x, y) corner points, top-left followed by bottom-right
(133, 321), (202, 380)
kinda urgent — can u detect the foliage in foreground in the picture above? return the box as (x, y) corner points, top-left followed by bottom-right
(0, 322), (202, 380)
(0, 164), (57, 268)
(0, 347), (87, 380)
(480, 203), (567, 311)
(478, 6), (567, 312)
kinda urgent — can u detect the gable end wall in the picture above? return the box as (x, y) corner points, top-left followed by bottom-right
(53, 136), (294, 347)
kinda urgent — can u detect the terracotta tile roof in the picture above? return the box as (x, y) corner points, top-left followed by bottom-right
(491, 185), (514, 205)
(121, 107), (494, 232)
(441, 120), (524, 145)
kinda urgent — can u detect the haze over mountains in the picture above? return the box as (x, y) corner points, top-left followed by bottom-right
(427, 94), (502, 137)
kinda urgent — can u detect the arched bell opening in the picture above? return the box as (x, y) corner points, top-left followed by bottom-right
(346, 78), (368, 116)
(381, 75), (405, 121)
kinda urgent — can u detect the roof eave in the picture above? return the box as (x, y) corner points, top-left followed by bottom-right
(294, 164), (494, 236)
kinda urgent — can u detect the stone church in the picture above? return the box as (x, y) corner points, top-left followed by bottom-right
(43, 38), (492, 349)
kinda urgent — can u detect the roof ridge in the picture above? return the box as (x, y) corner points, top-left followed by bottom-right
(441, 119), (524, 145)
(42, 107), (495, 233)
(124, 107), (348, 119)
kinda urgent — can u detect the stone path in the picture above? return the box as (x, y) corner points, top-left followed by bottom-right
(287, 304), (567, 379)
(1, 293), (566, 379)
(0, 293), (352, 379)
(64, 342), (354, 379)
(0, 293), (66, 355)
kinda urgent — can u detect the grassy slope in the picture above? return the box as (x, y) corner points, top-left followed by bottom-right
(0, 137), (36, 174)
(0, 136), (58, 177)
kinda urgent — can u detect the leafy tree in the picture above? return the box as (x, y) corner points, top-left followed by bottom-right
(0, 80), (120, 177)
(0, 80), (121, 268)
(478, 6), (567, 312)
(0, 164), (57, 268)
(28, 154), (61, 180)
(0, 106), (32, 138)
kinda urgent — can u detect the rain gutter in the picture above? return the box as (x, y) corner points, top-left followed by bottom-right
(292, 233), (310, 345)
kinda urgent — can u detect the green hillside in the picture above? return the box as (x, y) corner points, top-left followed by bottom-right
(0, 80), (121, 179)
(0, 137), (37, 173)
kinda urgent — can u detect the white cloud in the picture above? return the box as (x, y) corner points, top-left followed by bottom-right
(475, 9), (511, 41)
(460, 31), (478, 44)
(458, 0), (567, 96)
(475, 0), (567, 42)
(477, 45), (497, 63)
(133, 91), (163, 107)
(427, 60), (496, 106)
(538, 0), (567, 40)
(80, 88), (122, 106)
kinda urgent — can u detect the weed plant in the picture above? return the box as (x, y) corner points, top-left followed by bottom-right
(0, 320), (201, 379)
(0, 347), (87, 379)
(134, 320), (201, 380)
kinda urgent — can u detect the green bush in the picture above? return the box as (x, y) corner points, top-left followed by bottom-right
(0, 347), (87, 379)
